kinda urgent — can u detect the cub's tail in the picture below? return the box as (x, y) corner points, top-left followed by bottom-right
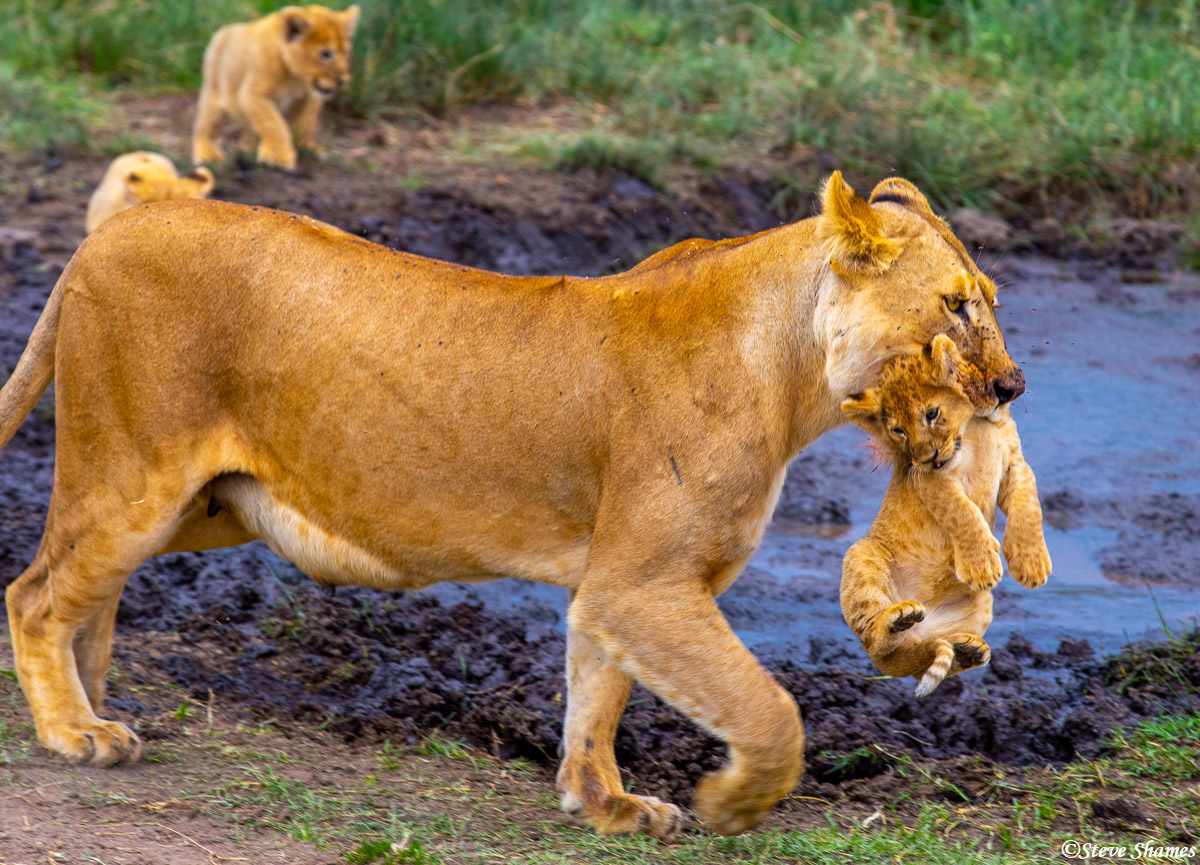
(0, 262), (66, 451)
(914, 639), (954, 698)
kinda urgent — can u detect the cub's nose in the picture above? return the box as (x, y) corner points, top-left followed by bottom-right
(992, 367), (1026, 405)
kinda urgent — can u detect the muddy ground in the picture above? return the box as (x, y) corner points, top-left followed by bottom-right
(1, 114), (1199, 820)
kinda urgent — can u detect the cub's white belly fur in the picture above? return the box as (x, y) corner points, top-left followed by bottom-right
(211, 474), (589, 590)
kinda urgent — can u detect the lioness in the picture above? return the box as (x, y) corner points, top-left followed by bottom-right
(192, 4), (360, 171)
(2, 173), (1023, 839)
(840, 335), (1051, 697)
(85, 152), (215, 234)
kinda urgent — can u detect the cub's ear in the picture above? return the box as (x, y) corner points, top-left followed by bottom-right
(341, 5), (361, 36)
(841, 390), (882, 432)
(929, 334), (963, 386)
(282, 7), (309, 41)
(819, 171), (902, 276)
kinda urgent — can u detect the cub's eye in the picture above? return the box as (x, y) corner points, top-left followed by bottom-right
(320, 49), (335, 61)
(890, 426), (906, 438)
(925, 407), (940, 423)
(945, 296), (963, 313)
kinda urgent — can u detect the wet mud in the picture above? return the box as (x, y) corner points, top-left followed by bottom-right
(1, 155), (1198, 805)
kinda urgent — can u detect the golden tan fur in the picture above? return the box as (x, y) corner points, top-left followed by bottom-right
(192, 4), (360, 170)
(2, 173), (1024, 839)
(841, 336), (1051, 696)
(85, 152), (214, 234)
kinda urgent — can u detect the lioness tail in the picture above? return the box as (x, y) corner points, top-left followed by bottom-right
(914, 639), (954, 698)
(0, 262), (66, 452)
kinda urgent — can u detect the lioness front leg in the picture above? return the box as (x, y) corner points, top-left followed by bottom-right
(570, 578), (803, 836)
(998, 447), (1052, 588)
(556, 600), (684, 841)
(912, 471), (1002, 590)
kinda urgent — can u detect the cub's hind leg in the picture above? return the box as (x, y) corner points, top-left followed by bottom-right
(841, 538), (925, 659)
(192, 87), (227, 164)
(913, 634), (991, 698)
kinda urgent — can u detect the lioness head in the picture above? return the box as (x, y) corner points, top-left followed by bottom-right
(841, 335), (974, 471)
(813, 172), (1023, 414)
(280, 4), (360, 99)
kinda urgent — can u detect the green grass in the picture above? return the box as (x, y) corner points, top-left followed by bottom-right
(3, 0), (1198, 219)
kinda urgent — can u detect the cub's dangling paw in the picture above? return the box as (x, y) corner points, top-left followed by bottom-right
(886, 601), (925, 633)
(952, 635), (991, 671)
(1004, 521), (1052, 588)
(954, 533), (1003, 591)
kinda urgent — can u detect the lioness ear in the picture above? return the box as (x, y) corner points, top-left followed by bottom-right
(841, 390), (882, 432)
(929, 334), (962, 386)
(868, 177), (936, 220)
(819, 171), (902, 276)
(282, 7), (309, 41)
(341, 5), (361, 36)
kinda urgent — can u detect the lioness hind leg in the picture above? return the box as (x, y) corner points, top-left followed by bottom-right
(556, 604), (684, 841)
(72, 593), (122, 714)
(570, 581), (803, 836)
(6, 483), (194, 767)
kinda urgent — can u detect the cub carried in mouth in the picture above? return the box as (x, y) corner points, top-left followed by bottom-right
(840, 335), (1052, 697)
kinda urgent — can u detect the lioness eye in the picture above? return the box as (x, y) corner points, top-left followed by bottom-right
(945, 296), (963, 313)
(925, 407), (940, 422)
(320, 49), (335, 61)
(891, 426), (906, 437)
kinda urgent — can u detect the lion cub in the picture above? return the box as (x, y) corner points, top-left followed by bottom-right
(193, 4), (360, 171)
(840, 335), (1051, 697)
(86, 152), (215, 233)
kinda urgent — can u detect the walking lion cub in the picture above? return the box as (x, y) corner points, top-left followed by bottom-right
(192, 4), (360, 170)
(840, 336), (1051, 696)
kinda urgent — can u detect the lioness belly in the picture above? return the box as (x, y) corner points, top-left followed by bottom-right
(211, 474), (589, 590)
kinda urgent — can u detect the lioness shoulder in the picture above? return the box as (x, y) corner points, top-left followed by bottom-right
(192, 4), (360, 171)
(86, 152), (215, 234)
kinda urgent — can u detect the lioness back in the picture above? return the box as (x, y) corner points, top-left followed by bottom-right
(192, 4), (360, 170)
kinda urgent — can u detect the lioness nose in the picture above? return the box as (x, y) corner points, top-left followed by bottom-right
(992, 367), (1025, 405)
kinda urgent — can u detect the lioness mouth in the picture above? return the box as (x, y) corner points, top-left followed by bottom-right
(313, 82), (336, 97)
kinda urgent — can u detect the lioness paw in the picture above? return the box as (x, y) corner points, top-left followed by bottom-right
(1004, 525), (1052, 588)
(561, 790), (685, 842)
(41, 718), (141, 767)
(886, 601), (925, 633)
(954, 534), (1002, 591)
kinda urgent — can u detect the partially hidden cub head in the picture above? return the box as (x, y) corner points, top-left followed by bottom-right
(841, 335), (974, 471)
(279, 5), (361, 99)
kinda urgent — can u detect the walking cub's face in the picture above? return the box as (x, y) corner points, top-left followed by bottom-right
(841, 335), (974, 471)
